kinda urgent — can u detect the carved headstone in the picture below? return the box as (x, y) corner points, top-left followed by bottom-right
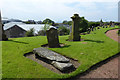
(69, 14), (81, 41)
(0, 12), (8, 41)
(46, 28), (60, 48)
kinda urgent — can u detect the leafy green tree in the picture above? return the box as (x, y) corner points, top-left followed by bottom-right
(63, 20), (68, 24)
(88, 22), (100, 28)
(26, 28), (35, 37)
(79, 17), (89, 33)
(37, 24), (50, 36)
(24, 20), (36, 24)
(58, 26), (70, 35)
(42, 18), (54, 25)
(42, 24), (50, 31)
(62, 20), (72, 26)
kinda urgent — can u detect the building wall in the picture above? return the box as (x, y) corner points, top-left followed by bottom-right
(5, 25), (26, 38)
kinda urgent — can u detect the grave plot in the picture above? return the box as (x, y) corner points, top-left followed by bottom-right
(24, 47), (80, 74)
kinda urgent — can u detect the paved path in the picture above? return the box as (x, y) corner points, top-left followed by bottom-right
(70, 29), (120, 79)
(106, 29), (120, 43)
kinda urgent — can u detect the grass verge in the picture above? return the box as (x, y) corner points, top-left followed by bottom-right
(2, 26), (120, 79)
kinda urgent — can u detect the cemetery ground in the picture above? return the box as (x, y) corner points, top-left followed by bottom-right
(2, 26), (120, 79)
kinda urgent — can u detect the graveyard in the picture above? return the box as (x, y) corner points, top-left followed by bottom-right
(2, 23), (120, 79)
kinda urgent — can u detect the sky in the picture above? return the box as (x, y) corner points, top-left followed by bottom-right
(0, 0), (119, 23)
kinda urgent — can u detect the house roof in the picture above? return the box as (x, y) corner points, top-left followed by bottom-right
(4, 22), (55, 34)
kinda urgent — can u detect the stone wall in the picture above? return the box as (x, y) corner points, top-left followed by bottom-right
(5, 25), (26, 38)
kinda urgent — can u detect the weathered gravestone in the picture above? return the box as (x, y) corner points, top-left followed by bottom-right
(46, 28), (60, 48)
(33, 47), (74, 72)
(0, 12), (8, 41)
(69, 14), (81, 41)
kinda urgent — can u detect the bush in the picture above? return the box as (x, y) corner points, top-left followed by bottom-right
(26, 28), (35, 37)
(58, 26), (70, 35)
(37, 30), (46, 36)
(62, 20), (72, 26)
(37, 24), (50, 36)
(88, 22), (100, 28)
(42, 18), (55, 25)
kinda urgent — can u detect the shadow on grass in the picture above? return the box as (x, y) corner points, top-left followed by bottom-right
(84, 39), (104, 43)
(63, 52), (120, 80)
(8, 40), (29, 44)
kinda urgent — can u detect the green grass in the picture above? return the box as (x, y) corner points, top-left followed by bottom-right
(2, 26), (120, 79)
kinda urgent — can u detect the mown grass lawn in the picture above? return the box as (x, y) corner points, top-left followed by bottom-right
(2, 26), (120, 79)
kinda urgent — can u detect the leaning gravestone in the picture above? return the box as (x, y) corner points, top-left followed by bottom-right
(0, 12), (8, 41)
(69, 14), (81, 41)
(46, 28), (60, 48)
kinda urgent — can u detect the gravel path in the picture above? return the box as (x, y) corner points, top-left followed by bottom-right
(106, 29), (120, 43)
(70, 29), (120, 79)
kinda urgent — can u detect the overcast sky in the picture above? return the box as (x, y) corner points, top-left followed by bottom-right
(0, 0), (119, 22)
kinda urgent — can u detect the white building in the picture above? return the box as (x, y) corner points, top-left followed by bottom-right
(118, 1), (120, 22)
(3, 22), (55, 38)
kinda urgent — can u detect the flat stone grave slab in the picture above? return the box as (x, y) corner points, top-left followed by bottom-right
(52, 61), (74, 72)
(30, 47), (80, 73)
(33, 47), (70, 62)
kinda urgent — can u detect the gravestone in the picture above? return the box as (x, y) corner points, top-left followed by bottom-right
(91, 26), (94, 31)
(0, 12), (8, 41)
(102, 24), (105, 28)
(33, 47), (74, 72)
(106, 26), (108, 28)
(94, 27), (96, 30)
(100, 19), (103, 27)
(69, 14), (81, 41)
(111, 22), (115, 27)
(46, 28), (60, 48)
(69, 26), (72, 35)
(87, 28), (91, 34)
